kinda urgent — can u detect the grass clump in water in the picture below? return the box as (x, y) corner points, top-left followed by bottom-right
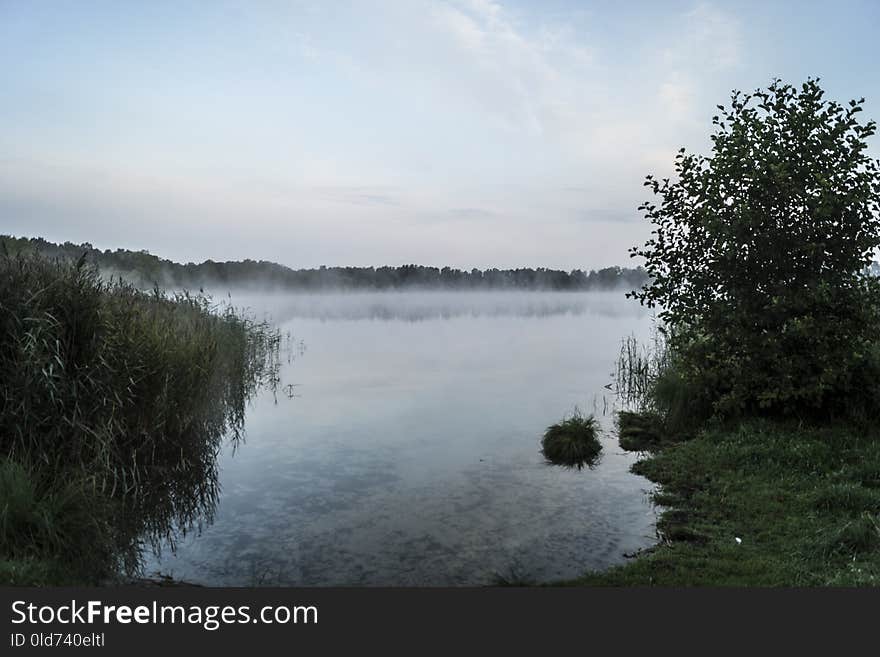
(541, 411), (602, 470)
(617, 410), (667, 452)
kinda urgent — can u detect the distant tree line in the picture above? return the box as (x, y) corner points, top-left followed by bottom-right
(1, 235), (651, 291)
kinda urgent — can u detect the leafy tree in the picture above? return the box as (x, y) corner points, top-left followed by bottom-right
(630, 78), (880, 418)
(0, 234), (649, 292)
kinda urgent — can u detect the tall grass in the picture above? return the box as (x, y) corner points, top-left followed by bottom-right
(613, 328), (708, 444)
(0, 252), (283, 583)
(541, 410), (602, 469)
(613, 330), (669, 410)
(0, 459), (116, 583)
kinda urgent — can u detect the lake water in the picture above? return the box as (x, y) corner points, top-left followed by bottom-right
(144, 290), (660, 585)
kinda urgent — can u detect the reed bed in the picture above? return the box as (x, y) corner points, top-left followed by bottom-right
(0, 252), (282, 583)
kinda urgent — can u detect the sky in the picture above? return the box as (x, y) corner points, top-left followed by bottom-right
(1, 0), (879, 270)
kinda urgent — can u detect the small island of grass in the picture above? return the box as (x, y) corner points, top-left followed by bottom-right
(541, 411), (602, 470)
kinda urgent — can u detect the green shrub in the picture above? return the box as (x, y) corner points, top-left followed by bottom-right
(541, 411), (602, 469)
(628, 78), (880, 422)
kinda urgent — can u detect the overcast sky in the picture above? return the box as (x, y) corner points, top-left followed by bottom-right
(1, 0), (878, 269)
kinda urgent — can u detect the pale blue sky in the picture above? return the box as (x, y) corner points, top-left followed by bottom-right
(1, 0), (878, 268)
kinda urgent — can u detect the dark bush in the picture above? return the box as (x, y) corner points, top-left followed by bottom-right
(629, 78), (880, 421)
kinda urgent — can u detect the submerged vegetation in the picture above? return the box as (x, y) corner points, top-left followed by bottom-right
(570, 78), (880, 586)
(0, 252), (282, 584)
(541, 411), (602, 470)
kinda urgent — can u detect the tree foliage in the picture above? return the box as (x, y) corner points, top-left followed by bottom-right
(0, 235), (647, 292)
(630, 78), (880, 418)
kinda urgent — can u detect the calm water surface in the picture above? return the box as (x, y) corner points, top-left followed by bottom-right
(146, 291), (659, 585)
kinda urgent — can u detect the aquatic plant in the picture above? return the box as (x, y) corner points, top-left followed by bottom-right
(614, 331), (711, 440)
(614, 332), (667, 409)
(541, 411), (602, 470)
(616, 410), (666, 452)
(0, 251), (283, 583)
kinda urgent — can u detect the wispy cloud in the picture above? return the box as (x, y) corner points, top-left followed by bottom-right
(1, 0), (875, 269)
(655, 3), (742, 123)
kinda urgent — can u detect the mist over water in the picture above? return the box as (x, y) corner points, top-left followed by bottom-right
(221, 289), (645, 323)
(145, 290), (660, 585)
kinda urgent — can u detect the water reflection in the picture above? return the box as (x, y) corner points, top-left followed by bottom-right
(145, 291), (660, 585)
(228, 289), (646, 323)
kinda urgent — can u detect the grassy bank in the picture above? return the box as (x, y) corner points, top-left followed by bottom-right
(568, 420), (880, 586)
(563, 324), (880, 587)
(0, 252), (282, 585)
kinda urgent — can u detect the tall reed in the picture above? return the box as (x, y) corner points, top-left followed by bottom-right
(613, 328), (669, 410)
(613, 324), (713, 442)
(0, 252), (283, 582)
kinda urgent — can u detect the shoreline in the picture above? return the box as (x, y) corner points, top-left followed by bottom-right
(561, 419), (880, 586)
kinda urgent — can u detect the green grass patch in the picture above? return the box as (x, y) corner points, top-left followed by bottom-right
(565, 420), (880, 586)
(617, 410), (668, 452)
(541, 411), (602, 470)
